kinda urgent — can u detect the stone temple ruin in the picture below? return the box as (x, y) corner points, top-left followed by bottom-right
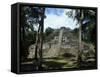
(27, 27), (79, 59)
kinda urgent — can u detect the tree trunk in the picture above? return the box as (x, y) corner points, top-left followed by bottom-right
(34, 8), (45, 70)
(38, 8), (45, 70)
(78, 10), (84, 67)
(35, 25), (41, 60)
(78, 21), (82, 65)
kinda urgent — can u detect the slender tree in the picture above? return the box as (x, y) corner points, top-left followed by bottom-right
(66, 9), (96, 67)
(33, 7), (45, 70)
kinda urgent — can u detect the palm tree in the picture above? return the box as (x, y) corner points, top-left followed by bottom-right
(21, 7), (45, 68)
(32, 7), (45, 70)
(66, 9), (96, 67)
(66, 9), (84, 66)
